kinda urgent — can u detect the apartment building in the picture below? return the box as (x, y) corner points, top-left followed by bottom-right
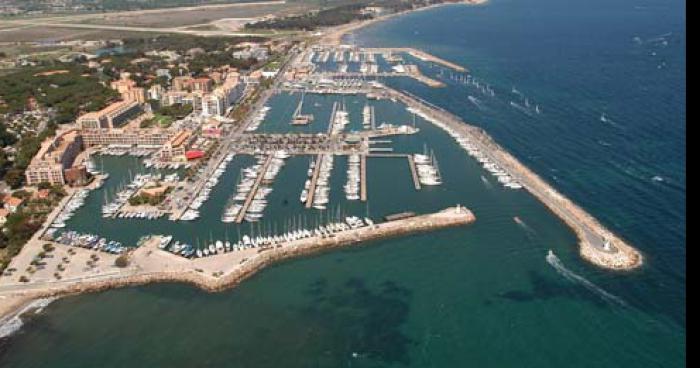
(25, 130), (83, 186)
(77, 100), (143, 129)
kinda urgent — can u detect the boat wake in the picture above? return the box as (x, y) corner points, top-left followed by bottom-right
(467, 95), (484, 110)
(513, 216), (535, 234)
(511, 86), (523, 97)
(509, 101), (534, 116)
(0, 297), (57, 339)
(545, 251), (627, 307)
(599, 113), (624, 129)
(480, 175), (492, 188)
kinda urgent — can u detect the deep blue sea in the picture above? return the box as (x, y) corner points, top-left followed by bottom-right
(354, 0), (686, 325)
(0, 0), (685, 366)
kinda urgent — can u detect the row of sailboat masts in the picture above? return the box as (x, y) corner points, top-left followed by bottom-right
(100, 166), (162, 204)
(327, 101), (338, 134)
(422, 143), (443, 180)
(211, 204), (372, 243)
(431, 149), (442, 180)
(372, 105), (376, 130)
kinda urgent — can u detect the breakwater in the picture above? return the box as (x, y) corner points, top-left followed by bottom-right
(0, 206), (475, 319)
(388, 87), (643, 270)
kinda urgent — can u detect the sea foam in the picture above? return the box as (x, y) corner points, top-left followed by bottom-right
(0, 297), (57, 339)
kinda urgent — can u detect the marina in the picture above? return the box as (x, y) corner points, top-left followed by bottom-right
(0, 0), (682, 366)
(235, 154), (275, 223)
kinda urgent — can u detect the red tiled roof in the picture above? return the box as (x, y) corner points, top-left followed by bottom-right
(185, 150), (205, 160)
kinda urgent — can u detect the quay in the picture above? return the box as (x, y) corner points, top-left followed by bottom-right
(236, 154), (274, 223)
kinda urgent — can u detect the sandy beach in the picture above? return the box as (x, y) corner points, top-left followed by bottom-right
(321, 0), (489, 46)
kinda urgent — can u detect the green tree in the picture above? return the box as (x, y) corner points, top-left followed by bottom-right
(115, 255), (129, 268)
(4, 168), (24, 188)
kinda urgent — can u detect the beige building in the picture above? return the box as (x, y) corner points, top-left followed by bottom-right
(25, 130), (83, 186)
(158, 130), (191, 162)
(121, 87), (147, 104)
(77, 100), (143, 129)
(81, 128), (175, 147)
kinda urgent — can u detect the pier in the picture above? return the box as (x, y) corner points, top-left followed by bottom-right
(236, 154), (274, 223)
(305, 154), (324, 208)
(291, 92), (314, 125)
(407, 154), (422, 190)
(360, 154), (367, 201)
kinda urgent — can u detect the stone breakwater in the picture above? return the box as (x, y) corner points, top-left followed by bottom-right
(0, 207), (475, 320)
(389, 88), (643, 270)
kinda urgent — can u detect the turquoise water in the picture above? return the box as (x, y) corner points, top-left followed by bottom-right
(0, 0), (685, 366)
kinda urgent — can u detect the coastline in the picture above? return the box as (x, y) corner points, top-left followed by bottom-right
(0, 0), (646, 337)
(320, 0), (489, 46)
